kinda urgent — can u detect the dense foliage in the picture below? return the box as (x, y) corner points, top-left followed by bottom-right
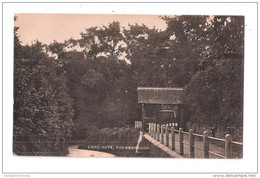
(184, 16), (244, 141)
(14, 25), (74, 155)
(14, 15), (244, 155)
(79, 126), (141, 145)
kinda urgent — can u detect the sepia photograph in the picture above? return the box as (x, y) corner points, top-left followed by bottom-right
(13, 13), (244, 159)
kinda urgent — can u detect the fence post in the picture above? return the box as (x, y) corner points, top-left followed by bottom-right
(150, 123), (153, 137)
(150, 123), (153, 136)
(189, 129), (194, 158)
(153, 123), (155, 138)
(170, 127), (175, 150)
(179, 128), (184, 155)
(165, 126), (169, 146)
(225, 134), (233, 158)
(151, 123), (154, 138)
(151, 123), (153, 134)
(150, 123), (152, 136)
(152, 123), (155, 138)
(154, 124), (157, 138)
(155, 124), (160, 140)
(161, 125), (165, 144)
(203, 131), (209, 158)
(148, 123), (150, 134)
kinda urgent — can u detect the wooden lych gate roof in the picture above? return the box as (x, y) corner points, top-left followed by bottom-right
(137, 87), (184, 105)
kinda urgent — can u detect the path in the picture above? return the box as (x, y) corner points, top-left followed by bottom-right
(68, 145), (116, 157)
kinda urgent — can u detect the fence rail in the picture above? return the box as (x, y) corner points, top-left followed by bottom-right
(147, 122), (242, 159)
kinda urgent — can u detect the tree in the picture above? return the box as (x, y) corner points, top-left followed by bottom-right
(14, 35), (74, 155)
(14, 16), (22, 59)
(78, 22), (126, 60)
(162, 15), (210, 86)
(184, 16), (244, 141)
(123, 24), (170, 87)
(47, 22), (132, 138)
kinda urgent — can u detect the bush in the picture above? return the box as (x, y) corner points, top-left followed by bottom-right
(79, 126), (140, 146)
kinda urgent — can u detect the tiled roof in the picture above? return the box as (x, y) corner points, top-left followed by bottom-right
(137, 87), (184, 104)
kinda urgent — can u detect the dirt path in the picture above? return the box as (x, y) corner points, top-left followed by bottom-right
(68, 145), (116, 157)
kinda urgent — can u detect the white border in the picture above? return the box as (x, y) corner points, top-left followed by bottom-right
(2, 2), (258, 175)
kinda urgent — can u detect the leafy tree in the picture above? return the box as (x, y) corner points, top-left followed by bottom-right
(47, 22), (132, 138)
(162, 15), (210, 86)
(78, 22), (126, 60)
(184, 16), (244, 140)
(123, 16), (209, 88)
(14, 16), (22, 59)
(123, 24), (168, 86)
(14, 35), (74, 155)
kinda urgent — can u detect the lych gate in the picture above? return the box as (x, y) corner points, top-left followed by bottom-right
(137, 87), (190, 131)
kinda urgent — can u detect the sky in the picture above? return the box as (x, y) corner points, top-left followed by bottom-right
(15, 14), (171, 45)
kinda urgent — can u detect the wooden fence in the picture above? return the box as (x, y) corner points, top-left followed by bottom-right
(148, 123), (243, 158)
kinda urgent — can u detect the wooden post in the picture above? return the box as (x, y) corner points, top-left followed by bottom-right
(165, 126), (169, 146)
(149, 123), (151, 134)
(153, 124), (156, 139)
(141, 104), (145, 130)
(158, 124), (161, 142)
(154, 124), (157, 138)
(203, 131), (209, 158)
(189, 129), (194, 158)
(151, 123), (154, 138)
(170, 127), (175, 150)
(179, 128), (184, 155)
(156, 124), (160, 141)
(160, 125), (164, 144)
(154, 124), (156, 139)
(151, 123), (153, 137)
(149, 123), (153, 136)
(151, 123), (154, 137)
(225, 134), (233, 158)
